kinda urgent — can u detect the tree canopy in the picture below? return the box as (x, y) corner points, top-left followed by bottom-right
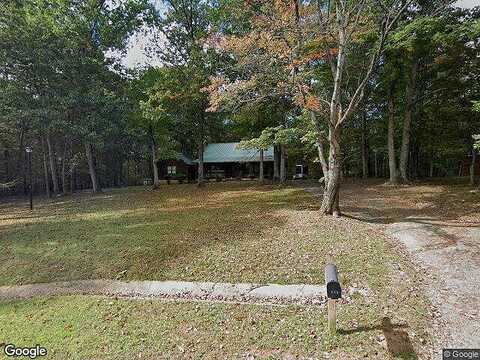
(0, 0), (479, 213)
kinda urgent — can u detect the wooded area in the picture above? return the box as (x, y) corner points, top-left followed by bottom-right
(1, 0), (479, 216)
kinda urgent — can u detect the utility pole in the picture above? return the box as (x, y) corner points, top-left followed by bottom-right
(26, 146), (33, 210)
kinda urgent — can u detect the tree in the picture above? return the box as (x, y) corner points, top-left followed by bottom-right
(60, 0), (155, 192)
(208, 0), (411, 215)
(151, 0), (223, 186)
(307, 0), (411, 214)
(0, 0), (156, 194)
(137, 68), (179, 188)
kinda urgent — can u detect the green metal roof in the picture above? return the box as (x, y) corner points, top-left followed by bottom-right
(202, 142), (274, 163)
(176, 153), (194, 165)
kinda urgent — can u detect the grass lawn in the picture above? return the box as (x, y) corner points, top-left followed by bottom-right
(0, 294), (422, 360)
(1, 183), (315, 285)
(0, 182), (432, 359)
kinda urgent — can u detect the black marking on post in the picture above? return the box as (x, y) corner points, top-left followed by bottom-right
(325, 263), (341, 300)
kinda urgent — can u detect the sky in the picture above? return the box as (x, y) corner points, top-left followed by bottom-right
(118, 0), (480, 70)
(455, 0), (479, 8)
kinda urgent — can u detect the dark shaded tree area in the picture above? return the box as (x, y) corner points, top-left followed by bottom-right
(1, 0), (479, 215)
(0, 0), (157, 195)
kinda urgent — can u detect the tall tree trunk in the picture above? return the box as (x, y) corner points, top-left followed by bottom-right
(46, 135), (59, 194)
(197, 141), (204, 186)
(317, 138), (329, 185)
(85, 142), (100, 193)
(149, 125), (160, 189)
(387, 85), (399, 184)
(280, 145), (286, 183)
(273, 145), (279, 181)
(310, 112), (329, 185)
(61, 138), (68, 195)
(429, 158), (434, 178)
(321, 127), (341, 216)
(470, 145), (477, 186)
(412, 144), (418, 180)
(374, 151), (378, 177)
(259, 149), (264, 183)
(18, 128), (27, 194)
(361, 111), (368, 179)
(41, 137), (51, 198)
(315, 0), (405, 215)
(399, 58), (419, 183)
(321, 13), (346, 216)
(321, 149), (341, 216)
(151, 142), (160, 189)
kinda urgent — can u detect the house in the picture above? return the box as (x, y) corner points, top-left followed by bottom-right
(157, 153), (196, 182)
(202, 142), (275, 179)
(157, 142), (275, 181)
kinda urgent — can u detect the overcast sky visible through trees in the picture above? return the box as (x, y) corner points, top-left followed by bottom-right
(116, 0), (479, 70)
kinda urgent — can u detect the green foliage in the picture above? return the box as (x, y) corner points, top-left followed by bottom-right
(0, 0), (156, 187)
(238, 125), (302, 152)
(473, 101), (480, 113)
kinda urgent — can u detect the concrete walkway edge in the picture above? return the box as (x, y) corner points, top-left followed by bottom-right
(0, 280), (329, 305)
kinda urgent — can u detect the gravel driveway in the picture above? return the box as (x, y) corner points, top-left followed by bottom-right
(303, 181), (480, 353)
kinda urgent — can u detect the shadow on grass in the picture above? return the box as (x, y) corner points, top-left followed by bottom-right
(0, 183), (315, 285)
(301, 178), (480, 226)
(339, 317), (416, 359)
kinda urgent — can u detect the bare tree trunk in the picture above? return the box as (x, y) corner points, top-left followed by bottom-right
(429, 159), (434, 178)
(61, 138), (68, 195)
(18, 128), (27, 194)
(317, 139), (329, 184)
(310, 112), (329, 184)
(320, 7), (347, 216)
(399, 58), (419, 183)
(198, 142), (204, 186)
(470, 146), (476, 186)
(149, 126), (160, 189)
(314, 0), (408, 215)
(41, 137), (51, 198)
(321, 150), (341, 216)
(280, 145), (286, 183)
(387, 85), (399, 184)
(151, 143), (160, 189)
(321, 126), (341, 216)
(85, 142), (100, 193)
(259, 149), (264, 182)
(374, 151), (378, 177)
(383, 154), (388, 178)
(273, 145), (279, 181)
(46, 135), (59, 194)
(361, 111), (368, 179)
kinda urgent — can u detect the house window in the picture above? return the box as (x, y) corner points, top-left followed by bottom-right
(167, 166), (177, 175)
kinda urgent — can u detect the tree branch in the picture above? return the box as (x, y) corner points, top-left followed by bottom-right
(336, 0), (413, 129)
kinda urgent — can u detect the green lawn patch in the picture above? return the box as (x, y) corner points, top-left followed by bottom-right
(0, 183), (315, 285)
(0, 295), (422, 360)
(0, 182), (432, 358)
